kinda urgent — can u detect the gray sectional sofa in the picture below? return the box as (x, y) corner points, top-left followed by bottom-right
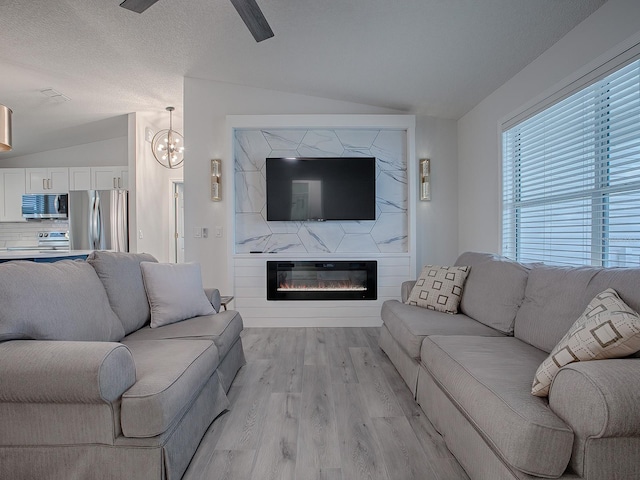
(0, 251), (245, 480)
(379, 251), (640, 480)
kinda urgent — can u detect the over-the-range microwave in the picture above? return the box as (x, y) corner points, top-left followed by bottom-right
(21, 194), (68, 219)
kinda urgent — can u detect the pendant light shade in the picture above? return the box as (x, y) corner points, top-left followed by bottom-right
(152, 106), (184, 169)
(0, 104), (12, 152)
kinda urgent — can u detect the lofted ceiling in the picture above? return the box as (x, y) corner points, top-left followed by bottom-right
(0, 0), (606, 159)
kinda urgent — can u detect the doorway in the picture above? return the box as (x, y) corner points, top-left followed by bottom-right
(172, 181), (185, 263)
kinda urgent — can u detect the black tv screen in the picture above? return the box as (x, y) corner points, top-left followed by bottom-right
(266, 157), (376, 221)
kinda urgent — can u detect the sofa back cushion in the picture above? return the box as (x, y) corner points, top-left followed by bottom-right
(0, 260), (125, 342)
(87, 251), (158, 335)
(454, 252), (531, 334)
(514, 265), (640, 352)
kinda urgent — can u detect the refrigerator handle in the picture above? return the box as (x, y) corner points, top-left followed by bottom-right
(90, 193), (98, 249)
(95, 195), (102, 249)
(90, 194), (96, 249)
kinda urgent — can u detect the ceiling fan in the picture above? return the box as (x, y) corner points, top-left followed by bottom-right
(119, 0), (274, 42)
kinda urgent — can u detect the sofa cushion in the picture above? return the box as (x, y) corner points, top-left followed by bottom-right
(120, 339), (220, 438)
(532, 288), (640, 396)
(123, 310), (243, 360)
(87, 251), (158, 335)
(454, 251), (531, 334)
(514, 264), (640, 352)
(140, 262), (215, 328)
(381, 299), (505, 360)
(420, 335), (573, 478)
(0, 260), (125, 342)
(407, 265), (470, 314)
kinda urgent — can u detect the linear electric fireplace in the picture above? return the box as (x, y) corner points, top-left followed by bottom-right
(267, 261), (377, 300)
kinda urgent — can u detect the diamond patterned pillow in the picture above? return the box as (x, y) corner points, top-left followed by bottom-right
(406, 265), (470, 314)
(532, 288), (640, 397)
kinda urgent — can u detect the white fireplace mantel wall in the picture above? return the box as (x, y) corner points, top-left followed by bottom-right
(226, 114), (416, 327)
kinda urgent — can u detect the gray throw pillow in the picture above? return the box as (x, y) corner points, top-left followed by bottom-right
(88, 251), (158, 334)
(140, 262), (215, 328)
(0, 260), (125, 342)
(406, 265), (470, 314)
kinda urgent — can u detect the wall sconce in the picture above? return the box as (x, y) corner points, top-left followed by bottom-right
(211, 159), (221, 201)
(0, 104), (12, 152)
(419, 158), (431, 201)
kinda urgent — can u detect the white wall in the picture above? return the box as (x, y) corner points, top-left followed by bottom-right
(416, 116), (458, 266)
(0, 137), (128, 168)
(184, 78), (458, 293)
(458, 0), (640, 255)
(132, 112), (183, 262)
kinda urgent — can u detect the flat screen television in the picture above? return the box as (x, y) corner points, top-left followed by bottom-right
(265, 157), (376, 221)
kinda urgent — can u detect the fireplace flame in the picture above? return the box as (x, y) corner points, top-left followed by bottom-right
(278, 280), (366, 292)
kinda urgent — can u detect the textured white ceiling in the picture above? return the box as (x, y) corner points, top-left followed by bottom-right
(0, 0), (606, 158)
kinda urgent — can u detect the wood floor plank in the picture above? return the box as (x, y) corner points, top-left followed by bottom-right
(357, 377), (404, 418)
(333, 383), (390, 480)
(327, 346), (358, 384)
(262, 328), (290, 359)
(197, 327), (469, 480)
(200, 450), (256, 480)
(304, 328), (329, 366)
(323, 327), (349, 347)
(372, 416), (439, 480)
(319, 468), (343, 480)
(295, 365), (341, 480)
(273, 329), (305, 393)
(214, 383), (271, 451)
(343, 327), (372, 347)
(232, 359), (276, 388)
(250, 392), (300, 480)
(350, 346), (384, 384)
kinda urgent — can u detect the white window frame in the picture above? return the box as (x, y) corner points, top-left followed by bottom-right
(501, 47), (640, 267)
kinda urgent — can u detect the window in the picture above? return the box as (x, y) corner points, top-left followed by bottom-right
(502, 58), (640, 267)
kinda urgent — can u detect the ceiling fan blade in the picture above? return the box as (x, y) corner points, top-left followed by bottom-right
(119, 0), (161, 14)
(229, 0), (274, 42)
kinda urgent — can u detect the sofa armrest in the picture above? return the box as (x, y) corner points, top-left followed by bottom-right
(204, 287), (222, 313)
(401, 280), (416, 303)
(0, 340), (136, 404)
(549, 359), (640, 437)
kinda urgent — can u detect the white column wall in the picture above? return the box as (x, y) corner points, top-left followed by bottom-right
(183, 78), (459, 316)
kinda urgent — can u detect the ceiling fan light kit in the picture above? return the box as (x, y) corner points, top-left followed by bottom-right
(152, 106), (184, 169)
(120, 0), (274, 42)
(0, 104), (12, 152)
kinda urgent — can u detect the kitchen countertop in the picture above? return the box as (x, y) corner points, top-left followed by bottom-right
(0, 250), (94, 260)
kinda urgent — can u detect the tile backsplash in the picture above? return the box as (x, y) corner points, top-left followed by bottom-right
(0, 220), (69, 248)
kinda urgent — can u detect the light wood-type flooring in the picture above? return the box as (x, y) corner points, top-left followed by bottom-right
(183, 327), (470, 480)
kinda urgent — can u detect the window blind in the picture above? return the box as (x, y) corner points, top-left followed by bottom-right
(502, 58), (640, 267)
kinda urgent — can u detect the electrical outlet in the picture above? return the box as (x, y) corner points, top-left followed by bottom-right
(202, 227), (209, 238)
(138, 230), (143, 239)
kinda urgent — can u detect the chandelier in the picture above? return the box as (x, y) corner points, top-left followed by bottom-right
(152, 106), (184, 169)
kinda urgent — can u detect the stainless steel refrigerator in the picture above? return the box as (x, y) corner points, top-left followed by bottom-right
(68, 190), (129, 252)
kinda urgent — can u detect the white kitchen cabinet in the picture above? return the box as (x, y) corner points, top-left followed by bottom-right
(0, 168), (26, 222)
(68, 167), (92, 191)
(92, 166), (128, 190)
(26, 167), (69, 193)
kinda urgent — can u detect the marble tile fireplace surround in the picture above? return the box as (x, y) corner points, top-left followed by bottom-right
(230, 116), (416, 327)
